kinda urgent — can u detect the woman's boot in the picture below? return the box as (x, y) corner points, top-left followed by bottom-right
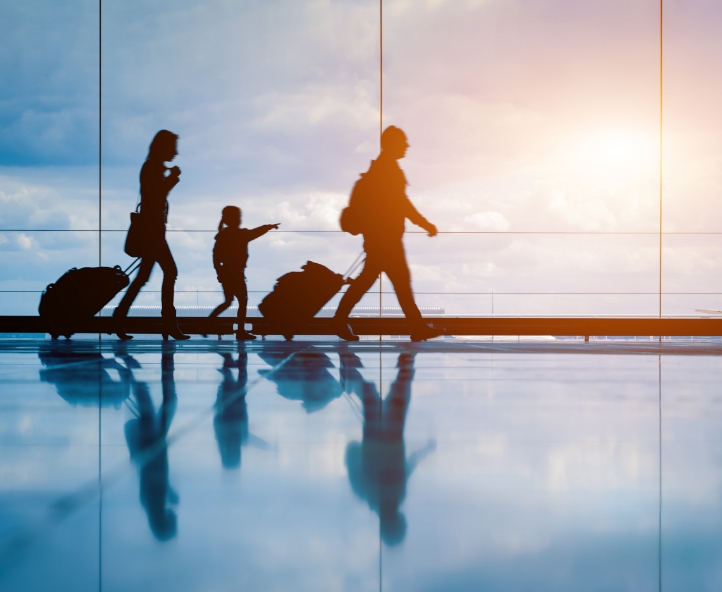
(162, 312), (190, 341)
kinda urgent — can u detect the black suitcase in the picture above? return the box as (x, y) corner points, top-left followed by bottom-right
(259, 260), (357, 339)
(39, 260), (140, 339)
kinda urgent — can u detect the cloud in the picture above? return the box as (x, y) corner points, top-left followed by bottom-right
(0, 167), (97, 230)
(0, 0), (98, 166)
(17, 233), (35, 250)
(5, 0), (722, 317)
(249, 85), (378, 136)
(464, 211), (510, 231)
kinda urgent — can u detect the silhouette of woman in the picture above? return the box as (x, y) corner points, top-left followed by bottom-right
(114, 130), (189, 340)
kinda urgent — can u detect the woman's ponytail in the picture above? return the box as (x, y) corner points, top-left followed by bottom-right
(218, 205), (241, 232)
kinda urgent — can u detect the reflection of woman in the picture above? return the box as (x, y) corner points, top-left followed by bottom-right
(114, 130), (189, 340)
(124, 346), (179, 541)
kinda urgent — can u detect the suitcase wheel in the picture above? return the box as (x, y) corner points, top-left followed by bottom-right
(64, 334), (73, 339)
(284, 334), (294, 341)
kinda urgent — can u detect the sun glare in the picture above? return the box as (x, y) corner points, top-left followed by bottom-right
(595, 132), (645, 163)
(574, 130), (657, 179)
(597, 135), (637, 162)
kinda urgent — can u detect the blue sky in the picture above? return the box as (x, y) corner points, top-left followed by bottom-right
(2, 0), (722, 316)
(0, 1), (99, 167)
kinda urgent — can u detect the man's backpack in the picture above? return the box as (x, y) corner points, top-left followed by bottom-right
(340, 172), (372, 236)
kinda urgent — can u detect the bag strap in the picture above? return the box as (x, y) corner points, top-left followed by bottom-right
(343, 251), (365, 280)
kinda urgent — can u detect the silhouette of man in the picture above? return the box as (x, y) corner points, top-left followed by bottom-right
(124, 344), (178, 541)
(342, 350), (436, 546)
(336, 126), (444, 342)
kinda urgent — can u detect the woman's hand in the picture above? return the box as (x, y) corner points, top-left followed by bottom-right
(168, 166), (181, 178)
(269, 223), (281, 230)
(425, 223), (438, 237)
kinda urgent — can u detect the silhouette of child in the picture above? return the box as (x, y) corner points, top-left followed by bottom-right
(209, 206), (279, 340)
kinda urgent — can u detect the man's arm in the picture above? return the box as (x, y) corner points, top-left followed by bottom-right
(402, 196), (437, 237)
(406, 439), (437, 477)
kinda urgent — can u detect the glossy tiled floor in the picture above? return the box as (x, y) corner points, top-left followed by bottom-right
(1, 337), (721, 591)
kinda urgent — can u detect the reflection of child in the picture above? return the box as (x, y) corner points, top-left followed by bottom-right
(209, 206), (279, 340)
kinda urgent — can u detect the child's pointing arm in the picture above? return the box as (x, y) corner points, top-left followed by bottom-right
(248, 223), (280, 241)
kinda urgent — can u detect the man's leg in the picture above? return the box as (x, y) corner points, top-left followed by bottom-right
(334, 255), (382, 340)
(383, 245), (445, 341)
(382, 246), (423, 327)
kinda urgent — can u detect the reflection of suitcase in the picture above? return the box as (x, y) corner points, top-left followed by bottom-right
(39, 259), (140, 339)
(259, 261), (352, 339)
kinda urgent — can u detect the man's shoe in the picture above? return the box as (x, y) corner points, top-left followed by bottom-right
(236, 330), (257, 341)
(336, 322), (360, 342)
(410, 323), (446, 342)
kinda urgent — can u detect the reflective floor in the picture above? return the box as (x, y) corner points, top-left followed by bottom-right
(1, 338), (721, 592)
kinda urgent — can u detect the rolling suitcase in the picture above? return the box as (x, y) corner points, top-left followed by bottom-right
(259, 255), (364, 340)
(39, 259), (140, 339)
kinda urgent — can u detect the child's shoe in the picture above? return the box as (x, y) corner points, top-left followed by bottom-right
(236, 330), (257, 341)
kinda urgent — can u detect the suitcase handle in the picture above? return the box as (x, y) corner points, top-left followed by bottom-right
(343, 251), (365, 281)
(123, 257), (142, 276)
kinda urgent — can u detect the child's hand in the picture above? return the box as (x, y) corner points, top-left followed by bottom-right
(269, 223), (280, 230)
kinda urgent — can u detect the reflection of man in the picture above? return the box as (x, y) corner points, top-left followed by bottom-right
(343, 350), (436, 546)
(124, 345), (178, 541)
(335, 126), (444, 342)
